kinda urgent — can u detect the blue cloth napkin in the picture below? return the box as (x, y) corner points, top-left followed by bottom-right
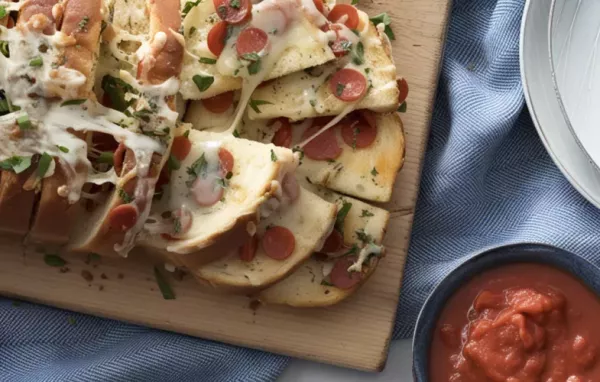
(4, 0), (595, 380)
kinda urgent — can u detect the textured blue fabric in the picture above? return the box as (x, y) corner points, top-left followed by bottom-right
(2, 0), (582, 380)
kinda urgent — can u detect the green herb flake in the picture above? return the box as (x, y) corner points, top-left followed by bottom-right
(309, 99), (317, 108)
(398, 101), (407, 113)
(352, 41), (365, 65)
(356, 229), (373, 244)
(173, 217), (182, 234)
(247, 59), (262, 75)
(182, 0), (201, 17)
(0, 6), (6, 19)
(57, 145), (69, 153)
(192, 74), (214, 92)
(360, 209), (374, 218)
(78, 16), (89, 31)
(186, 153), (208, 186)
(292, 147), (304, 160)
(335, 201), (352, 229)
(29, 56), (43, 67)
(249, 99), (272, 114)
(229, 0), (240, 8)
(270, 149), (278, 162)
(61, 99), (87, 107)
(0, 156), (32, 174)
(0, 41), (8, 58)
(232, 129), (240, 138)
(183, 129), (191, 138)
(98, 151), (114, 164)
(37, 153), (52, 178)
(336, 83), (345, 97)
(44, 254), (67, 267)
(17, 114), (32, 130)
(118, 188), (134, 203)
(101, 75), (137, 112)
(168, 154), (181, 171)
(154, 266), (176, 300)
(371, 167), (379, 177)
(199, 57), (217, 64)
(321, 279), (334, 287)
(351, 0), (360, 4)
(369, 13), (395, 40)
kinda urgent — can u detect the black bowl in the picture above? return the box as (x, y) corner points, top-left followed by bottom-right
(411, 243), (600, 381)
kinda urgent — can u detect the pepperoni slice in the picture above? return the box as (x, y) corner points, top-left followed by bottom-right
(191, 173), (224, 207)
(171, 136), (192, 161)
(218, 147), (234, 174)
(236, 27), (268, 57)
(271, 119), (292, 148)
(213, 0), (252, 24)
(340, 118), (377, 149)
(321, 229), (344, 253)
(202, 91), (234, 113)
(239, 236), (258, 262)
(330, 257), (362, 289)
(359, 110), (377, 130)
(107, 204), (139, 233)
(397, 77), (409, 104)
(313, 0), (325, 14)
(327, 4), (359, 29)
(207, 21), (228, 57)
(281, 173), (299, 202)
(302, 125), (342, 161)
(261, 226), (295, 260)
(329, 68), (367, 102)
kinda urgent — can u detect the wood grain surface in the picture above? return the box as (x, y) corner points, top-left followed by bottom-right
(0, 0), (451, 372)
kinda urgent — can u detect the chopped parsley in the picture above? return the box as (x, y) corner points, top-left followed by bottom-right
(168, 154), (181, 171)
(217, 5), (228, 19)
(188, 26), (197, 37)
(398, 101), (407, 113)
(336, 83), (345, 97)
(60, 99), (86, 107)
(101, 75), (136, 112)
(181, 0), (201, 17)
(229, 0), (240, 8)
(340, 40), (353, 53)
(16, 114), (32, 130)
(98, 151), (114, 164)
(351, 0), (360, 4)
(356, 229), (373, 244)
(0, 41), (8, 58)
(29, 56), (43, 67)
(351, 42), (365, 65)
(186, 153), (208, 187)
(335, 201), (352, 230)
(78, 16), (90, 32)
(0, 156), (31, 174)
(37, 153), (52, 178)
(173, 217), (182, 234)
(44, 254), (66, 267)
(118, 188), (134, 203)
(371, 167), (379, 176)
(321, 280), (334, 287)
(370, 13), (395, 41)
(360, 209), (374, 218)
(192, 74), (214, 92)
(241, 53), (262, 75)
(154, 266), (175, 300)
(183, 129), (191, 138)
(292, 147), (305, 160)
(199, 57), (217, 65)
(309, 99), (317, 108)
(57, 145), (69, 153)
(232, 129), (240, 138)
(270, 149), (278, 162)
(0, 6), (6, 19)
(249, 99), (272, 114)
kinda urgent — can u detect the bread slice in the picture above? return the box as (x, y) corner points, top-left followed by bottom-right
(191, 184), (337, 293)
(247, 15), (399, 121)
(239, 112), (405, 202)
(27, 0), (104, 247)
(179, 0), (335, 100)
(258, 183), (389, 307)
(67, 0), (183, 257)
(140, 129), (299, 268)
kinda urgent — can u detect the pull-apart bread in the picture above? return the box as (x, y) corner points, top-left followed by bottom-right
(0, 0), (405, 308)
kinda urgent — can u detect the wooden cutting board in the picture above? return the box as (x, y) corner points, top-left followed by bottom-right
(0, 0), (451, 373)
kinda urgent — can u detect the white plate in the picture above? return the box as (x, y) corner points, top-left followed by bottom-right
(521, 0), (600, 209)
(549, 0), (600, 170)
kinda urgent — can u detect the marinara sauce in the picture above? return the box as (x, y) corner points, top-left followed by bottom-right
(430, 263), (600, 382)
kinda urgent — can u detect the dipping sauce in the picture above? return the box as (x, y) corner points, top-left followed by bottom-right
(430, 263), (600, 382)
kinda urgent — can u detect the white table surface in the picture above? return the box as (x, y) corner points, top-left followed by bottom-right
(278, 339), (413, 381)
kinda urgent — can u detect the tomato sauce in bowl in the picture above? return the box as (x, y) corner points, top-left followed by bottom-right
(430, 263), (600, 382)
